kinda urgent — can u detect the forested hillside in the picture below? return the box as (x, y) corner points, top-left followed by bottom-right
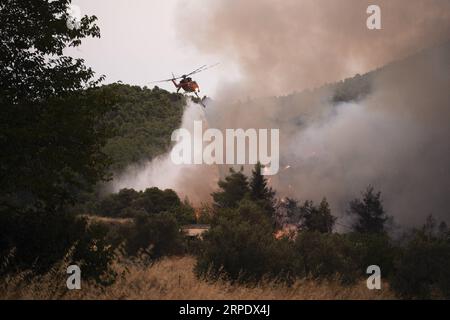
(98, 70), (373, 173)
(102, 42), (449, 174)
(98, 84), (186, 172)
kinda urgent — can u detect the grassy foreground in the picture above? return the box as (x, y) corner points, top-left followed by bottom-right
(0, 256), (395, 300)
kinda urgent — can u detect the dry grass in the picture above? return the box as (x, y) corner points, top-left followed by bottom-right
(0, 256), (396, 300)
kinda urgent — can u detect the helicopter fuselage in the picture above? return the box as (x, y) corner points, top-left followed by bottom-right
(172, 79), (200, 93)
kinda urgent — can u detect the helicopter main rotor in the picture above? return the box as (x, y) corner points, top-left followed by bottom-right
(150, 63), (219, 83)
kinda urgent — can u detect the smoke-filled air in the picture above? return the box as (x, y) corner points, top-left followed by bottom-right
(177, 0), (450, 98)
(113, 0), (450, 227)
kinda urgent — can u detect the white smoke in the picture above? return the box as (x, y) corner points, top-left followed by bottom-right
(110, 0), (450, 227)
(270, 45), (450, 226)
(112, 100), (220, 203)
(111, 42), (450, 228)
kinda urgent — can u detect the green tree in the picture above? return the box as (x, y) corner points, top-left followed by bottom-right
(96, 188), (140, 217)
(137, 188), (181, 214)
(249, 162), (275, 217)
(126, 213), (184, 259)
(212, 167), (250, 208)
(0, 0), (116, 278)
(347, 186), (388, 234)
(300, 198), (336, 233)
(390, 222), (450, 299)
(99, 84), (185, 172)
(1, 0), (111, 213)
(95, 187), (195, 224)
(250, 162), (274, 201)
(72, 223), (117, 286)
(196, 200), (296, 283)
(294, 231), (359, 284)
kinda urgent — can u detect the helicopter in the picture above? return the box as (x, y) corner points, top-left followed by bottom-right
(151, 64), (219, 108)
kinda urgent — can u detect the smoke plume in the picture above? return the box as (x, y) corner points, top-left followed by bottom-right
(177, 0), (450, 98)
(114, 1), (450, 227)
(112, 101), (220, 204)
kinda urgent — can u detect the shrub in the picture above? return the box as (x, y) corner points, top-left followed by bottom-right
(195, 200), (296, 283)
(125, 213), (184, 259)
(390, 231), (450, 299)
(135, 188), (181, 215)
(72, 223), (117, 285)
(196, 214), (273, 282)
(0, 211), (116, 284)
(346, 232), (396, 278)
(172, 203), (196, 226)
(294, 231), (359, 284)
(95, 187), (195, 224)
(0, 211), (86, 274)
(96, 188), (140, 217)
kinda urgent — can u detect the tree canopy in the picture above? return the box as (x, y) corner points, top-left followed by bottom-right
(348, 186), (388, 234)
(212, 167), (250, 208)
(0, 0), (115, 277)
(0, 0), (111, 213)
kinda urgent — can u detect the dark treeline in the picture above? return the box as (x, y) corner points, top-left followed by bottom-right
(87, 163), (450, 299)
(194, 163), (450, 299)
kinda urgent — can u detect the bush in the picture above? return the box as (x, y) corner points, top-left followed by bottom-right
(95, 188), (140, 217)
(266, 237), (299, 283)
(390, 232), (450, 299)
(195, 200), (296, 283)
(196, 214), (273, 282)
(0, 211), (86, 274)
(134, 188), (181, 215)
(346, 232), (396, 278)
(125, 213), (184, 259)
(0, 211), (116, 284)
(294, 231), (359, 284)
(72, 223), (117, 285)
(95, 187), (195, 224)
(172, 203), (196, 226)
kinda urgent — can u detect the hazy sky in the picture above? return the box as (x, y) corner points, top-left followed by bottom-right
(84, 1), (450, 225)
(66, 0), (240, 96)
(178, 0), (450, 97)
(67, 0), (450, 99)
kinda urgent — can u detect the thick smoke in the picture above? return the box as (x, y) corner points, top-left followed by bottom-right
(172, 0), (450, 226)
(112, 101), (220, 204)
(114, 1), (450, 227)
(177, 0), (450, 98)
(277, 48), (450, 226)
(201, 44), (450, 226)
